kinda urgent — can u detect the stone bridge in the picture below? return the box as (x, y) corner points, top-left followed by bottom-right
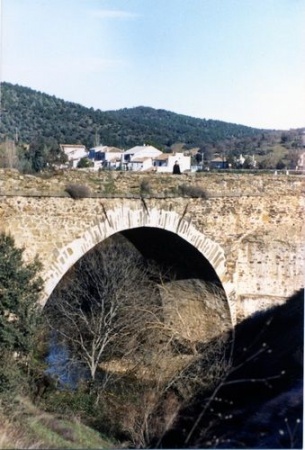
(0, 170), (304, 324)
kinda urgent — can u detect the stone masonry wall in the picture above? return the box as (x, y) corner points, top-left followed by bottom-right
(0, 169), (304, 321)
(0, 169), (304, 197)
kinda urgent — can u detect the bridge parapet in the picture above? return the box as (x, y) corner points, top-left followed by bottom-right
(0, 169), (304, 198)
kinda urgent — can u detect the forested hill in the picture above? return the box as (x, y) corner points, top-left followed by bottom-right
(0, 82), (265, 149)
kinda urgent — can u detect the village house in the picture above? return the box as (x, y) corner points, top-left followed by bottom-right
(121, 145), (162, 171)
(60, 144), (88, 168)
(88, 145), (123, 170)
(209, 156), (228, 169)
(153, 152), (191, 173)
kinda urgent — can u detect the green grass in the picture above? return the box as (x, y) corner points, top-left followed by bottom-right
(27, 416), (116, 449)
(0, 396), (119, 449)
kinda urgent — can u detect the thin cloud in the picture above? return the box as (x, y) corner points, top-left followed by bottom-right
(91, 9), (139, 20)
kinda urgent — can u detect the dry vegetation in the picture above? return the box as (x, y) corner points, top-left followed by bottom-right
(0, 231), (235, 449)
(65, 183), (91, 199)
(40, 234), (233, 447)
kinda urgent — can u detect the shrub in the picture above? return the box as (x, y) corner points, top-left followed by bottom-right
(178, 184), (208, 199)
(103, 173), (116, 195)
(65, 183), (91, 199)
(77, 157), (94, 169)
(0, 233), (43, 356)
(140, 179), (152, 195)
(0, 233), (43, 405)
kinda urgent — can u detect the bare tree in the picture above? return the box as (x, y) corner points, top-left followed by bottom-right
(115, 279), (233, 447)
(43, 234), (234, 448)
(44, 234), (164, 382)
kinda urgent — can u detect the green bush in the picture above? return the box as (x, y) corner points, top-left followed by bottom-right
(0, 233), (43, 356)
(77, 157), (94, 169)
(0, 233), (43, 405)
(43, 390), (95, 416)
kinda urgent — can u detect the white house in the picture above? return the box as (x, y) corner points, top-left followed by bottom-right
(121, 145), (162, 171)
(88, 145), (124, 170)
(153, 152), (191, 173)
(127, 156), (156, 172)
(60, 144), (88, 168)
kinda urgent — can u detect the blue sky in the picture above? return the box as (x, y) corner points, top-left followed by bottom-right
(1, 0), (305, 129)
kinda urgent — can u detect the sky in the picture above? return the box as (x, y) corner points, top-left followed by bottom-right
(1, 0), (305, 130)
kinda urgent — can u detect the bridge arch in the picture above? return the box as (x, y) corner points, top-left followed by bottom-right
(41, 205), (236, 323)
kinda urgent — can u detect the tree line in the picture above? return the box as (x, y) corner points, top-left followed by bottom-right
(0, 82), (264, 149)
(0, 82), (303, 172)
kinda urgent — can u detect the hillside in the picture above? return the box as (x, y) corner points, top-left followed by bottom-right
(0, 82), (265, 150)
